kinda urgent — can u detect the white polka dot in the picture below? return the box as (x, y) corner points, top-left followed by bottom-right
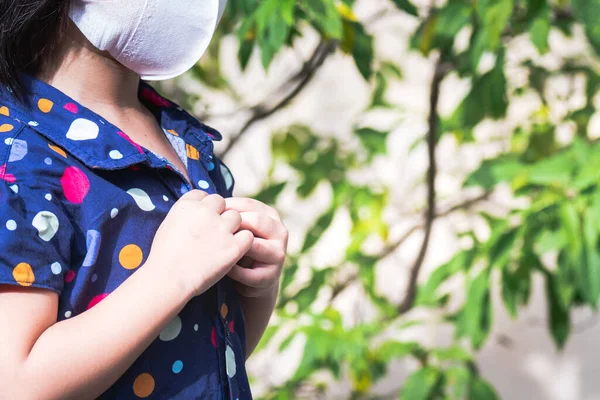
(32, 211), (59, 241)
(163, 195), (169, 201)
(109, 150), (123, 160)
(226, 345), (237, 378)
(9, 184), (18, 194)
(64, 311), (72, 318)
(28, 121), (39, 127)
(110, 208), (119, 218)
(91, 274), (98, 282)
(66, 118), (99, 141)
(198, 180), (210, 189)
(51, 262), (62, 275)
(4, 138), (13, 145)
(193, 324), (198, 332)
(127, 188), (155, 212)
(45, 194), (52, 201)
(6, 220), (16, 231)
(159, 316), (182, 341)
(44, 157), (53, 165)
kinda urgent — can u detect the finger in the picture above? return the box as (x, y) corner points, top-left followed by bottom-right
(225, 197), (280, 220)
(245, 238), (286, 264)
(239, 212), (286, 240)
(180, 189), (208, 201)
(232, 229), (254, 258)
(220, 210), (242, 232)
(228, 263), (277, 289)
(201, 194), (226, 214)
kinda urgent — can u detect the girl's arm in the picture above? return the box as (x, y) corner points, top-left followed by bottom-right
(0, 190), (254, 400)
(239, 283), (279, 358)
(0, 263), (190, 400)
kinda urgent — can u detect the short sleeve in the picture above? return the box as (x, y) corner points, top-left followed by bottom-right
(0, 181), (72, 293)
(209, 157), (235, 198)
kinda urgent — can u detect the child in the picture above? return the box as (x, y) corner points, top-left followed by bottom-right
(0, 1), (287, 399)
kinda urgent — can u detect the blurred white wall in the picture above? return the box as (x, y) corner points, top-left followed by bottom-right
(196, 0), (600, 398)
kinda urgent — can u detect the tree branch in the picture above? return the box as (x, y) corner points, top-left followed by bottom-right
(218, 40), (336, 158)
(398, 58), (450, 314)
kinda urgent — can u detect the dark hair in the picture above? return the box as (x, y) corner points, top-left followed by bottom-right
(0, 0), (71, 97)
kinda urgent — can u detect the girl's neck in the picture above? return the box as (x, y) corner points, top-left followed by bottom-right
(38, 23), (143, 113)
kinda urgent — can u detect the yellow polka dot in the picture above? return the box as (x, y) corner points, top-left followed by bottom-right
(0, 123), (13, 133)
(0, 106), (9, 116)
(13, 263), (35, 286)
(221, 303), (228, 319)
(133, 373), (155, 398)
(186, 144), (200, 160)
(38, 98), (54, 113)
(48, 144), (67, 158)
(119, 244), (144, 270)
(167, 129), (179, 136)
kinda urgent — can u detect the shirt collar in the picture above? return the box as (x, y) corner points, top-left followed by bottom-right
(0, 74), (222, 170)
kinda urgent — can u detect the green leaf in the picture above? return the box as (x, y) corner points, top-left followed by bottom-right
(305, 0), (343, 39)
(572, 0), (600, 55)
(355, 128), (389, 159)
(431, 346), (472, 361)
(527, 152), (575, 186)
(470, 376), (500, 400)
(529, 5), (551, 54)
(417, 251), (471, 306)
(391, 0), (418, 17)
(465, 155), (523, 189)
(253, 182), (287, 205)
(351, 23), (374, 80)
(582, 208), (600, 307)
(400, 367), (441, 400)
(456, 268), (492, 349)
(301, 208), (336, 252)
(375, 341), (422, 362)
(501, 259), (532, 318)
(545, 274), (571, 349)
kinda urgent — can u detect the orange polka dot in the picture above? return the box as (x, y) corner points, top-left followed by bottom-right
(119, 244), (143, 270)
(38, 98), (54, 113)
(133, 373), (155, 398)
(48, 144), (67, 158)
(13, 263), (35, 286)
(186, 144), (200, 160)
(0, 106), (9, 116)
(167, 129), (179, 136)
(0, 124), (13, 133)
(221, 303), (228, 319)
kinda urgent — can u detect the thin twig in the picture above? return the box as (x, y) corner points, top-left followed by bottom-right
(398, 58), (450, 314)
(218, 40), (336, 158)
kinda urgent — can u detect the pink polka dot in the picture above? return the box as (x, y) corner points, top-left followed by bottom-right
(116, 131), (144, 154)
(141, 88), (172, 108)
(61, 166), (90, 204)
(64, 103), (79, 113)
(211, 327), (217, 348)
(87, 293), (109, 310)
(228, 320), (235, 333)
(0, 164), (16, 184)
(64, 270), (76, 283)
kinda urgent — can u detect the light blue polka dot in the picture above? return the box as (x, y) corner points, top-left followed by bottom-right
(208, 162), (215, 171)
(181, 183), (190, 195)
(44, 157), (52, 165)
(172, 360), (183, 374)
(198, 180), (210, 190)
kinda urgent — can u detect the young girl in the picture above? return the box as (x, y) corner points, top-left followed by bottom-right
(0, 1), (287, 399)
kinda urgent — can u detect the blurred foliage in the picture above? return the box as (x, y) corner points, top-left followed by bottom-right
(165, 0), (600, 398)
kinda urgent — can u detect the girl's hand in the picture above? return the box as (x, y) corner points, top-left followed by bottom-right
(148, 190), (254, 297)
(224, 198), (289, 298)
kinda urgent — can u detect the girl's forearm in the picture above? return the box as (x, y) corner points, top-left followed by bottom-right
(240, 283), (279, 359)
(13, 262), (192, 400)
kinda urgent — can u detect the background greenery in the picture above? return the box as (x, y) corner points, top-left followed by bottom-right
(157, 0), (600, 398)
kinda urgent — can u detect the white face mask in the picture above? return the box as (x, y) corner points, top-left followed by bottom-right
(69, 0), (227, 80)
